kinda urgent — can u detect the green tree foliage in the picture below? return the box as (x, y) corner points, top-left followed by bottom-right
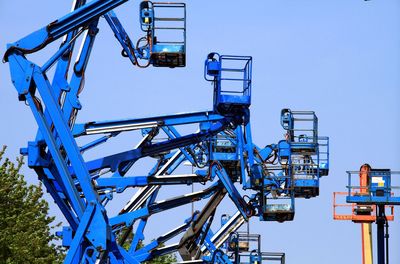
(0, 146), (63, 264)
(119, 228), (177, 264)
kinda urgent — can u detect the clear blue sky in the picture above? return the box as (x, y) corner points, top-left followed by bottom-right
(1, 0), (399, 263)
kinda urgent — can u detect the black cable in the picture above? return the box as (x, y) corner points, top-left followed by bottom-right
(383, 209), (389, 264)
(134, 34), (151, 68)
(186, 145), (207, 169)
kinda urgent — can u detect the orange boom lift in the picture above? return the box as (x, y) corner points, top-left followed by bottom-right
(333, 164), (394, 264)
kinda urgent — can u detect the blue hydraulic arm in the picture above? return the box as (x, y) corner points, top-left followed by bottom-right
(109, 183), (222, 227)
(212, 165), (254, 218)
(72, 111), (224, 136)
(78, 118), (230, 174)
(116, 139), (214, 253)
(119, 149), (188, 214)
(104, 10), (142, 67)
(4, 0), (190, 262)
(131, 215), (197, 262)
(4, 0), (330, 259)
(114, 147), (191, 251)
(96, 173), (209, 192)
(3, 0), (130, 62)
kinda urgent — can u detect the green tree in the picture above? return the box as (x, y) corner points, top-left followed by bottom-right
(0, 146), (63, 264)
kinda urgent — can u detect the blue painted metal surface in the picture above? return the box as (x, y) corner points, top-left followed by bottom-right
(4, 1), (330, 263)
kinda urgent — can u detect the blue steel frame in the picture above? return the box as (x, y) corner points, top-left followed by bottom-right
(4, 1), (330, 263)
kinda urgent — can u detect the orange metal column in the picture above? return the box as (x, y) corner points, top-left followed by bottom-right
(361, 223), (373, 264)
(360, 164), (373, 264)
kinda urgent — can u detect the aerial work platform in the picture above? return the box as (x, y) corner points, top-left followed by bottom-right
(139, 1), (186, 67)
(333, 192), (394, 223)
(281, 109), (318, 153)
(205, 53), (252, 115)
(346, 169), (400, 205)
(280, 109), (329, 198)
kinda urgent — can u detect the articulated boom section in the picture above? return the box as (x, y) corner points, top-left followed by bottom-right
(4, 1), (329, 263)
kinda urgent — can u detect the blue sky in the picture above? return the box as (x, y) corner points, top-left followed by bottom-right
(1, 0), (399, 263)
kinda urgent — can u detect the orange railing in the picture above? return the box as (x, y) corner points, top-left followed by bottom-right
(333, 192), (394, 223)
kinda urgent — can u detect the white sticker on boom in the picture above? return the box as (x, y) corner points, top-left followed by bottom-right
(371, 177), (384, 184)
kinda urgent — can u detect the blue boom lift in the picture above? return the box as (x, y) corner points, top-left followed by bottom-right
(4, 1), (329, 263)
